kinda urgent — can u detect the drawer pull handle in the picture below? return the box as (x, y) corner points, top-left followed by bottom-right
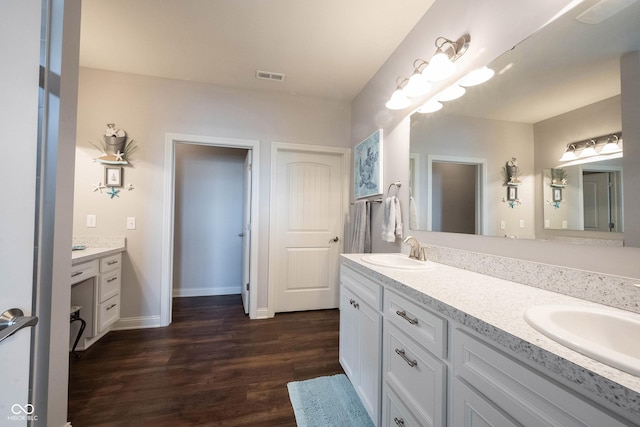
(106, 303), (117, 311)
(107, 277), (118, 283)
(395, 348), (417, 367)
(394, 417), (405, 426)
(107, 260), (118, 266)
(349, 299), (359, 309)
(71, 271), (83, 278)
(396, 310), (418, 325)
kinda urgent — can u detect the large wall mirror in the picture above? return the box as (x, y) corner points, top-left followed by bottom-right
(409, 0), (639, 245)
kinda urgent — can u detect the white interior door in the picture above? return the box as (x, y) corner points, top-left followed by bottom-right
(271, 144), (347, 313)
(0, 0), (41, 423)
(241, 151), (252, 314)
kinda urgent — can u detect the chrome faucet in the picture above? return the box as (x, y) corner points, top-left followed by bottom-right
(403, 236), (427, 261)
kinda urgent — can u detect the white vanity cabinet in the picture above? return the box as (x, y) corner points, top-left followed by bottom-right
(339, 265), (383, 426)
(71, 251), (122, 350)
(382, 289), (447, 427)
(452, 329), (628, 427)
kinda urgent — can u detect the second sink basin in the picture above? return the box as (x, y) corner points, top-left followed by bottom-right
(360, 253), (435, 270)
(524, 305), (640, 377)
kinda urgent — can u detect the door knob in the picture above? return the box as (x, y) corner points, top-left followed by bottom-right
(330, 236), (339, 243)
(0, 308), (38, 343)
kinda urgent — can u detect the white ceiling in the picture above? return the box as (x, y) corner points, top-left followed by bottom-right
(79, 0), (435, 101)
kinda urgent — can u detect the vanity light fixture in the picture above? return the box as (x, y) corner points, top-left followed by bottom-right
(580, 139), (598, 158)
(402, 60), (432, 98)
(423, 34), (471, 82)
(558, 132), (623, 164)
(417, 99), (443, 113)
(600, 133), (622, 154)
(436, 84), (466, 102)
(459, 66), (495, 87)
(385, 77), (411, 110)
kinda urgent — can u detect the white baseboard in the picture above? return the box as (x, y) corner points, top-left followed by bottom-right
(254, 308), (271, 319)
(113, 315), (162, 330)
(172, 287), (241, 297)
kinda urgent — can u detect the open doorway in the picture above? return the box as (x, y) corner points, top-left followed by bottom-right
(161, 135), (260, 324)
(173, 144), (248, 302)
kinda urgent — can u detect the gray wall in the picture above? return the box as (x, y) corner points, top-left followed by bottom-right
(73, 67), (352, 323)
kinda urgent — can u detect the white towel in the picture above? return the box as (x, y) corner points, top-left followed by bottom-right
(409, 196), (418, 230)
(348, 200), (371, 253)
(394, 197), (403, 239)
(382, 197), (396, 242)
(382, 196), (403, 242)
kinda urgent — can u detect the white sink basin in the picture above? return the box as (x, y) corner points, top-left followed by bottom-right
(524, 305), (640, 377)
(360, 253), (435, 270)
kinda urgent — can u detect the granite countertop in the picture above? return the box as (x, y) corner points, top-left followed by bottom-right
(71, 236), (126, 265)
(341, 253), (640, 419)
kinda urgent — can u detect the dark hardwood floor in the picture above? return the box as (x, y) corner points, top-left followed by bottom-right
(68, 295), (343, 426)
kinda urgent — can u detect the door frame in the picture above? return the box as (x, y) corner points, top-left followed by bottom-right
(161, 133), (260, 323)
(267, 142), (350, 317)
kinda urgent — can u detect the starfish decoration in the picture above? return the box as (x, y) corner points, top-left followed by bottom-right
(562, 178), (567, 185)
(510, 176), (516, 183)
(107, 187), (120, 199)
(553, 201), (561, 209)
(114, 151), (125, 162)
(126, 183), (135, 191)
(92, 182), (106, 193)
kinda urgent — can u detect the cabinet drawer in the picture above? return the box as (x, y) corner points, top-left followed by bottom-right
(98, 295), (119, 333)
(452, 377), (518, 427)
(385, 289), (447, 358)
(453, 329), (626, 427)
(340, 265), (382, 311)
(384, 321), (446, 427)
(100, 253), (121, 272)
(71, 259), (99, 285)
(383, 385), (423, 427)
(99, 270), (120, 302)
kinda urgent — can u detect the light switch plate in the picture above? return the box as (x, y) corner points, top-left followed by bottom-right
(519, 219), (525, 228)
(127, 217), (136, 230)
(500, 220), (506, 230)
(87, 214), (96, 228)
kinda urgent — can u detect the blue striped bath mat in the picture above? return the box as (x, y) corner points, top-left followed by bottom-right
(287, 374), (374, 427)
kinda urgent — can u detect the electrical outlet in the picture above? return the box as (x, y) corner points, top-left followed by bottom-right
(87, 214), (96, 228)
(544, 219), (550, 228)
(127, 217), (136, 230)
(562, 220), (568, 229)
(500, 220), (506, 230)
(519, 219), (525, 228)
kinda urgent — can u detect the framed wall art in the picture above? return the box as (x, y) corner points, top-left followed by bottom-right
(105, 166), (123, 187)
(354, 129), (383, 199)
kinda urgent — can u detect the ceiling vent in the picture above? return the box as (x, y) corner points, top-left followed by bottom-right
(256, 70), (285, 82)
(576, 0), (637, 24)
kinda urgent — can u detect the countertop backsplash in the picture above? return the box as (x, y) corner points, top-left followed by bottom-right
(423, 244), (640, 314)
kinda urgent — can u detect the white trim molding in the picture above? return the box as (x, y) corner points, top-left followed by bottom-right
(161, 133), (261, 325)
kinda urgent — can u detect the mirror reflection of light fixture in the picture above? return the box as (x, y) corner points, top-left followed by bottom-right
(436, 84), (466, 102)
(600, 133), (622, 154)
(385, 77), (411, 110)
(558, 132), (623, 165)
(402, 60), (432, 97)
(423, 34), (471, 82)
(580, 139), (598, 158)
(459, 66), (495, 87)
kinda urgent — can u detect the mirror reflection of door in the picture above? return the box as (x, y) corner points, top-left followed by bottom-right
(432, 162), (478, 234)
(583, 171), (622, 232)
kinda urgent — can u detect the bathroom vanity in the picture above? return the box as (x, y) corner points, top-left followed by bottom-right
(70, 237), (126, 351)
(339, 254), (640, 427)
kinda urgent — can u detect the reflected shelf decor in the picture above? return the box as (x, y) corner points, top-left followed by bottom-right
(503, 158), (521, 186)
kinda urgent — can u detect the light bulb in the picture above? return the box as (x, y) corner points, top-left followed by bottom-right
(403, 72), (431, 98)
(459, 66), (495, 87)
(436, 85), (466, 102)
(423, 51), (456, 81)
(417, 100), (443, 113)
(385, 89), (411, 110)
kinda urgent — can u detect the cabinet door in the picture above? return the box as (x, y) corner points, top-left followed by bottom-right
(340, 285), (360, 384)
(453, 378), (518, 427)
(357, 297), (382, 425)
